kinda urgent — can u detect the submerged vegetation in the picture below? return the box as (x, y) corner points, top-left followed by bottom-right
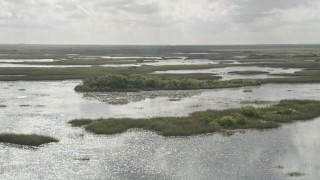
(69, 100), (320, 136)
(74, 74), (261, 92)
(0, 134), (59, 146)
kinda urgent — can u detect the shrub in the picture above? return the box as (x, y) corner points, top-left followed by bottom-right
(241, 106), (261, 117)
(219, 116), (237, 128)
(236, 118), (247, 125)
(199, 117), (213, 126)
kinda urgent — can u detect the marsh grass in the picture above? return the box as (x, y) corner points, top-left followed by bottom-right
(229, 71), (269, 75)
(19, 104), (30, 107)
(243, 88), (253, 92)
(69, 119), (93, 127)
(0, 134), (58, 146)
(69, 100), (320, 136)
(74, 157), (90, 161)
(241, 100), (274, 105)
(168, 98), (181, 101)
(287, 172), (305, 177)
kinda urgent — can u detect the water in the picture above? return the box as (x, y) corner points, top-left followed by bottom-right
(0, 59), (56, 63)
(0, 81), (320, 179)
(153, 66), (302, 80)
(0, 58), (222, 68)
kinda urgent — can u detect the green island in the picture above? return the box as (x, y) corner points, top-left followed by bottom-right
(69, 100), (320, 136)
(74, 73), (261, 92)
(0, 134), (59, 146)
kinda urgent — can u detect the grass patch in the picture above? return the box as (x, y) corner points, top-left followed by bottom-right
(274, 165), (284, 169)
(0, 133), (58, 146)
(168, 98), (181, 101)
(241, 100), (274, 105)
(229, 71), (269, 75)
(69, 119), (93, 127)
(69, 100), (320, 136)
(243, 88), (253, 92)
(74, 157), (90, 161)
(19, 104), (30, 107)
(287, 172), (305, 177)
(241, 106), (262, 117)
(275, 108), (297, 115)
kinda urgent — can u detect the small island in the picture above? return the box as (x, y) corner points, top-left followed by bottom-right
(74, 74), (261, 92)
(69, 100), (320, 136)
(0, 134), (59, 146)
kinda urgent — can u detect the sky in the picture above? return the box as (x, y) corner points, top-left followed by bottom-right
(0, 0), (319, 45)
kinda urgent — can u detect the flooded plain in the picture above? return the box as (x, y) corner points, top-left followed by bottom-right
(0, 80), (320, 179)
(153, 66), (302, 80)
(0, 58), (223, 68)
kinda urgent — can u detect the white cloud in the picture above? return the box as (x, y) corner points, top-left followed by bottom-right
(0, 0), (319, 44)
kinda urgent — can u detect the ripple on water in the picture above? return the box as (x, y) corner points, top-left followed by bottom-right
(0, 81), (320, 179)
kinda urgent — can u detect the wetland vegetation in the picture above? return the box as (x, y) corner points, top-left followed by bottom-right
(74, 74), (261, 92)
(1, 45), (320, 178)
(0, 133), (58, 146)
(69, 100), (320, 136)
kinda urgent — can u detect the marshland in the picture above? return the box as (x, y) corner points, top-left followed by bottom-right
(1, 45), (320, 179)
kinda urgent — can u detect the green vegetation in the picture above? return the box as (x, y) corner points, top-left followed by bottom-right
(19, 104), (30, 107)
(0, 105), (7, 108)
(243, 88), (253, 92)
(74, 157), (90, 161)
(287, 172), (305, 177)
(275, 108), (297, 115)
(69, 119), (93, 127)
(274, 165), (284, 169)
(69, 100), (320, 136)
(0, 133), (58, 146)
(218, 116), (237, 128)
(74, 74), (261, 92)
(240, 106), (262, 117)
(241, 100), (274, 105)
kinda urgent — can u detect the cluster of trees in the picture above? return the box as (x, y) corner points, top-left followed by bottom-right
(75, 74), (261, 92)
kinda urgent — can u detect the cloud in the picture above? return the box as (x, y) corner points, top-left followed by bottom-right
(0, 0), (319, 44)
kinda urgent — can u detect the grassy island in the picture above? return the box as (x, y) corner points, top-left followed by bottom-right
(229, 71), (269, 75)
(0, 134), (59, 146)
(69, 100), (320, 136)
(74, 74), (261, 92)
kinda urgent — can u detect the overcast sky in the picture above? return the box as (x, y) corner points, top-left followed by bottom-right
(0, 0), (319, 45)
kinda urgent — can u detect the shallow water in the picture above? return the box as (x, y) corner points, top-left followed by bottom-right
(0, 81), (320, 179)
(0, 58), (222, 68)
(0, 64), (93, 68)
(153, 66), (302, 80)
(0, 59), (56, 63)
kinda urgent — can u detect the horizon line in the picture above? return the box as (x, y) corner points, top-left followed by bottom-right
(1, 43), (320, 46)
